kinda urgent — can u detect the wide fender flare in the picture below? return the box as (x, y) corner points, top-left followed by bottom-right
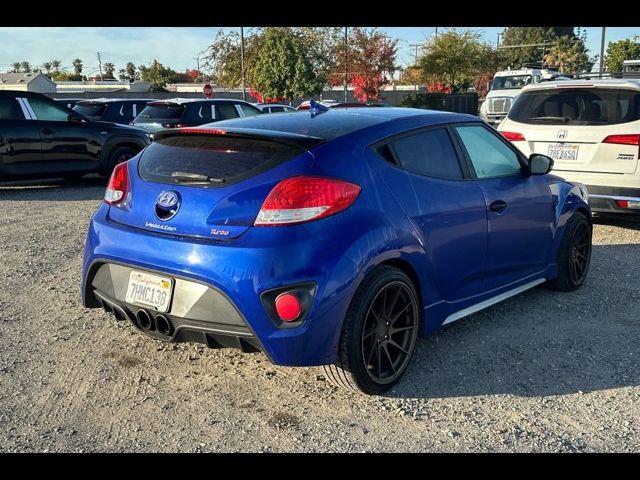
(548, 181), (592, 264)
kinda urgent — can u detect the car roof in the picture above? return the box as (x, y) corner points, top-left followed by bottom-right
(205, 108), (474, 141)
(75, 98), (154, 104)
(522, 78), (640, 92)
(147, 98), (250, 105)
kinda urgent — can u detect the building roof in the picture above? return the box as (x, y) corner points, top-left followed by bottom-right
(0, 72), (55, 85)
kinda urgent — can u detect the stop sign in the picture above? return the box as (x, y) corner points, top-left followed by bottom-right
(203, 84), (213, 99)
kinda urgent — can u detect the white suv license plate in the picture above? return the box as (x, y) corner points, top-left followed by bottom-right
(125, 270), (173, 312)
(548, 143), (579, 161)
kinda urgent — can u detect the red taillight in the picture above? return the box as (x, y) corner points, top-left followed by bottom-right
(602, 134), (640, 146)
(104, 162), (130, 205)
(501, 131), (526, 142)
(274, 293), (301, 322)
(254, 176), (361, 226)
(179, 128), (227, 135)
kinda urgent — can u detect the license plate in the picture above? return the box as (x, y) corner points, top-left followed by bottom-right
(125, 270), (173, 312)
(548, 143), (579, 161)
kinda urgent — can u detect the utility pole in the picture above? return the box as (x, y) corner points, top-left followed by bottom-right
(496, 32), (502, 50)
(344, 26), (348, 102)
(409, 43), (421, 92)
(599, 26), (606, 78)
(435, 27), (438, 39)
(193, 56), (201, 82)
(97, 52), (104, 81)
(240, 26), (246, 101)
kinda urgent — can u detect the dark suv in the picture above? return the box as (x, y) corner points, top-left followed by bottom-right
(73, 98), (154, 125)
(0, 90), (151, 180)
(131, 98), (262, 134)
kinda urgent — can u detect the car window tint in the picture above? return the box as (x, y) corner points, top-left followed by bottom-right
(270, 106), (284, 113)
(27, 97), (70, 121)
(238, 103), (262, 117)
(390, 128), (462, 180)
(119, 103), (134, 118)
(456, 125), (522, 179)
(0, 97), (24, 120)
(509, 88), (640, 125)
(216, 103), (240, 120)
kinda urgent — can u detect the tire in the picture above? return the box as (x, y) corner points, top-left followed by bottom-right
(546, 211), (592, 291)
(323, 266), (420, 395)
(105, 146), (138, 176)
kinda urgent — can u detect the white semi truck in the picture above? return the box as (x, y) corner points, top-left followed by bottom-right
(479, 68), (560, 126)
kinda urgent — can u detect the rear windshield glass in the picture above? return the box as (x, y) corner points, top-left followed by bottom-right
(137, 104), (184, 120)
(138, 135), (305, 186)
(509, 88), (640, 125)
(73, 104), (107, 116)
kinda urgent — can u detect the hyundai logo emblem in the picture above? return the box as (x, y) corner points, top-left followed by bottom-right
(557, 130), (568, 140)
(155, 190), (180, 221)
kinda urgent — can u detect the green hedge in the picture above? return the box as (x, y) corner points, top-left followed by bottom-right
(401, 93), (447, 110)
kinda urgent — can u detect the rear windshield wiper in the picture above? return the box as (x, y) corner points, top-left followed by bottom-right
(529, 116), (571, 123)
(170, 171), (225, 184)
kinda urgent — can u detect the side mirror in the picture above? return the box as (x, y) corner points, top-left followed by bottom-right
(68, 113), (84, 124)
(528, 154), (554, 175)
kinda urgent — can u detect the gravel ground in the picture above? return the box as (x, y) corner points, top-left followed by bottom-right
(1, 176), (639, 453)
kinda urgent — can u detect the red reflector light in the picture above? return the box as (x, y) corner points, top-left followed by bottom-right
(104, 162), (129, 205)
(602, 134), (640, 146)
(255, 176), (361, 226)
(275, 293), (301, 322)
(501, 131), (526, 142)
(616, 200), (629, 208)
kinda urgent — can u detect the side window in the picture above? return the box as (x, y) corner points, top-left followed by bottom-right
(26, 97), (71, 121)
(270, 106), (284, 113)
(216, 103), (240, 120)
(0, 97), (25, 120)
(455, 125), (522, 179)
(387, 128), (463, 180)
(237, 103), (262, 117)
(196, 104), (213, 122)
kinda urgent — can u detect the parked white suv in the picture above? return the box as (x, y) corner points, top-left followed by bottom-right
(499, 79), (640, 216)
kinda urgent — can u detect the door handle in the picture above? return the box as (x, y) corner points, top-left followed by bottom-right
(41, 127), (54, 134)
(489, 200), (508, 212)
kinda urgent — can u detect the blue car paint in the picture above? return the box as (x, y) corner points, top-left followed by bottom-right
(82, 108), (591, 366)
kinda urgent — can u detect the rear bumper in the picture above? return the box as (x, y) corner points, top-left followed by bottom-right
(81, 205), (360, 366)
(586, 185), (640, 215)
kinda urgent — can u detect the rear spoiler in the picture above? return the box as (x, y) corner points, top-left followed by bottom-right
(153, 127), (326, 150)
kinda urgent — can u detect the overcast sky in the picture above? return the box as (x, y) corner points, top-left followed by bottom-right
(1, 27), (639, 74)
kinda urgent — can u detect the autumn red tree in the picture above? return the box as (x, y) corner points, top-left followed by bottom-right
(248, 88), (285, 104)
(330, 27), (398, 102)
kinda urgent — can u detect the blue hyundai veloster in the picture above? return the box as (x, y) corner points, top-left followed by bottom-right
(81, 107), (592, 394)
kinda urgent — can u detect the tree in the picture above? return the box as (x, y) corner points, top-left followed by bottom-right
(125, 62), (137, 80)
(138, 59), (173, 91)
(500, 27), (577, 69)
(103, 62), (115, 79)
(605, 38), (640, 73)
(50, 60), (62, 74)
(20, 61), (31, 73)
(204, 28), (266, 88)
(42, 62), (52, 75)
(72, 59), (83, 75)
(251, 27), (323, 101)
(11, 62), (21, 73)
(418, 29), (493, 91)
(544, 31), (593, 74)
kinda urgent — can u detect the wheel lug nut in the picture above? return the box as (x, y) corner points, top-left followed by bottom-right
(385, 321), (390, 326)
(384, 335), (389, 339)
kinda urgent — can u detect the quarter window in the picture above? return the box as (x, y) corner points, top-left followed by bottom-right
(455, 125), (522, 179)
(388, 128), (463, 180)
(238, 103), (262, 117)
(27, 97), (71, 121)
(216, 103), (240, 120)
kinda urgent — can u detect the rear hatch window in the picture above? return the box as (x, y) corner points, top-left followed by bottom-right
(138, 134), (305, 186)
(509, 88), (640, 125)
(74, 103), (107, 117)
(135, 104), (184, 123)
